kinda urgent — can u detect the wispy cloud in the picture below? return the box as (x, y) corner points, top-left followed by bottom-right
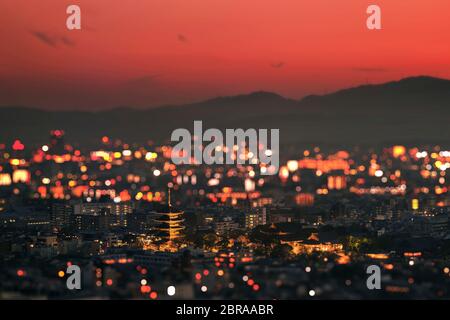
(177, 34), (188, 43)
(271, 62), (285, 69)
(60, 36), (76, 47)
(30, 31), (58, 47)
(30, 31), (76, 48)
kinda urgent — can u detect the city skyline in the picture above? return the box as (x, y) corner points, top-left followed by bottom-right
(1, 128), (450, 300)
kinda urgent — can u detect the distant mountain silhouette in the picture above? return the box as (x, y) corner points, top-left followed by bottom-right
(1, 76), (449, 148)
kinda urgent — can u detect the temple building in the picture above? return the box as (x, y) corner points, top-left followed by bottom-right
(152, 189), (185, 252)
(257, 223), (343, 254)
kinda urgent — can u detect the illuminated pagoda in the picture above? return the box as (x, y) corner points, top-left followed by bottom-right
(152, 189), (185, 252)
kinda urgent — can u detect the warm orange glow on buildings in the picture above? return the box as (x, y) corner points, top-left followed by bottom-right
(12, 170), (31, 184)
(404, 252), (422, 257)
(336, 253), (351, 265)
(286, 240), (343, 255)
(393, 145), (406, 158)
(0, 173), (12, 186)
(366, 253), (389, 260)
(295, 193), (315, 207)
(327, 176), (347, 190)
(412, 199), (419, 210)
(297, 159), (350, 173)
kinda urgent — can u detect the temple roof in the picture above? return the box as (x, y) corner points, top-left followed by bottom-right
(257, 223), (341, 243)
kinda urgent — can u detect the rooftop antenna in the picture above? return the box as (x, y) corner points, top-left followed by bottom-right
(168, 187), (172, 211)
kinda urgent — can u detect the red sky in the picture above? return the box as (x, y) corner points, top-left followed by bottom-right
(1, 0), (449, 110)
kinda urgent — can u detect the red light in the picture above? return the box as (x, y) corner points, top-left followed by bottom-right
(247, 279), (255, 286)
(17, 269), (25, 277)
(195, 273), (202, 280)
(252, 284), (260, 291)
(141, 268), (147, 275)
(52, 130), (64, 137)
(106, 279), (113, 286)
(140, 285), (151, 293)
(12, 140), (25, 151)
(150, 291), (158, 299)
(203, 270), (209, 276)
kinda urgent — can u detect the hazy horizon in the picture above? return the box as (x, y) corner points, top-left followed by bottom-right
(0, 74), (447, 112)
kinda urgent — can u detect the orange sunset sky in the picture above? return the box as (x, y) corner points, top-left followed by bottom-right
(1, 0), (449, 110)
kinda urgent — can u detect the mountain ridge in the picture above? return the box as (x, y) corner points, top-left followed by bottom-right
(1, 75), (449, 147)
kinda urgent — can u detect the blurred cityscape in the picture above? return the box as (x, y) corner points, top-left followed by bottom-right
(1, 130), (450, 299)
